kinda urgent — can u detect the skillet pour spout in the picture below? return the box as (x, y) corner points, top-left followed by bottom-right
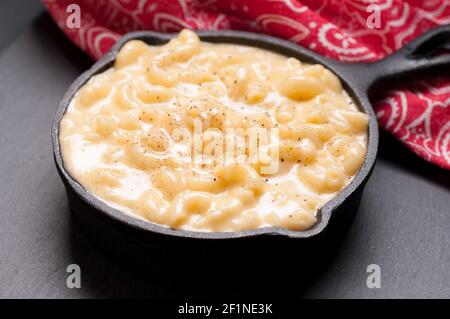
(53, 26), (450, 251)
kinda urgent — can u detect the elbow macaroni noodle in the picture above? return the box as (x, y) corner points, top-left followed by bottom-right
(59, 30), (368, 232)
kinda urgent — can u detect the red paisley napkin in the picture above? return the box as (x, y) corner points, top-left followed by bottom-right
(43, 0), (450, 169)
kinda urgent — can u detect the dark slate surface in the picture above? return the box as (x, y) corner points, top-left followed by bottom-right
(0, 13), (449, 299)
(0, 0), (42, 51)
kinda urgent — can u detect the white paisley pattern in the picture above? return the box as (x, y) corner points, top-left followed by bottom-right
(43, 0), (450, 169)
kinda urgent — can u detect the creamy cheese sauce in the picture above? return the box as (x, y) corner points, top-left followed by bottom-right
(59, 30), (368, 232)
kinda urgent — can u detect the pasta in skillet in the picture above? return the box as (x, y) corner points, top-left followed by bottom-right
(59, 30), (368, 232)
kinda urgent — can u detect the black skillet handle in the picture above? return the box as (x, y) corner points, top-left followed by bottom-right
(335, 25), (450, 95)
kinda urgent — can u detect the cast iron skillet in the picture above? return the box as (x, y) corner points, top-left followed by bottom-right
(52, 26), (450, 248)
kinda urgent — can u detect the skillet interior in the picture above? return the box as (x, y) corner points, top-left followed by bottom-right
(52, 30), (378, 240)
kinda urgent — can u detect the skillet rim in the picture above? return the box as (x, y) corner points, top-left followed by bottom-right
(52, 30), (378, 240)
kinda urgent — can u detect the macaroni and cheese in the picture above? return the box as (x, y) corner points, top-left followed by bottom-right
(59, 30), (368, 232)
